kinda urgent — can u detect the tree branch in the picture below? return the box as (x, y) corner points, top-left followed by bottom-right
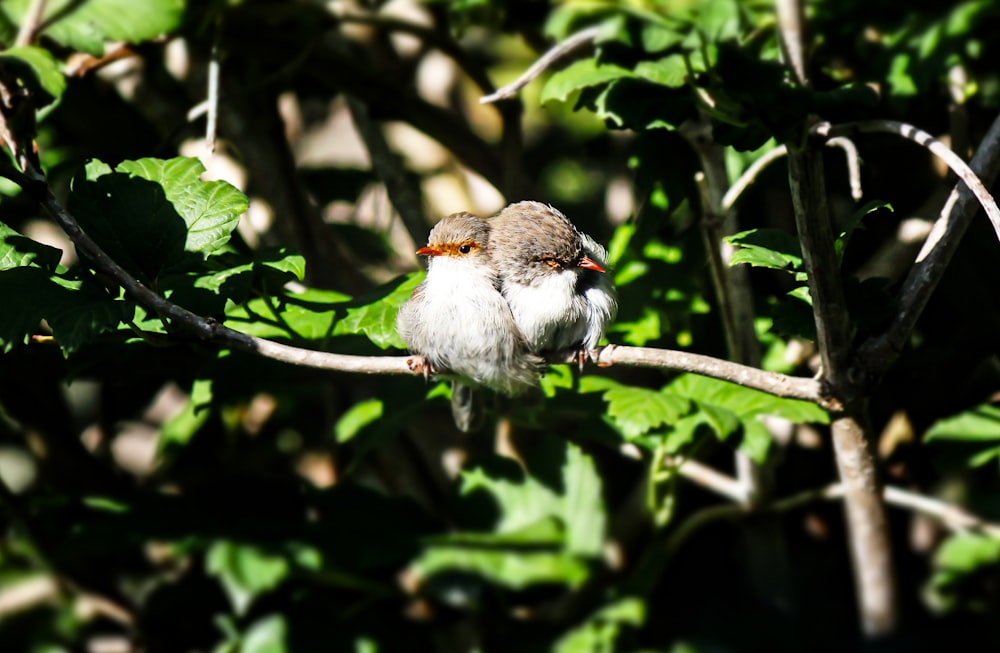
(815, 120), (1000, 242)
(858, 112), (1000, 378)
(479, 26), (601, 104)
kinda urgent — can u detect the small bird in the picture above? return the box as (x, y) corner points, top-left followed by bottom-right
(396, 212), (543, 430)
(487, 201), (617, 360)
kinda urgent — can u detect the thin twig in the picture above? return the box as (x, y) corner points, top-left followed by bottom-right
(585, 345), (827, 407)
(667, 456), (748, 502)
(826, 136), (863, 201)
(667, 461), (1000, 538)
(816, 120), (1000, 242)
(775, 0), (808, 85)
(858, 112), (1000, 378)
(14, 0), (47, 47)
(480, 26), (601, 104)
(721, 144), (788, 213)
(205, 19), (221, 153)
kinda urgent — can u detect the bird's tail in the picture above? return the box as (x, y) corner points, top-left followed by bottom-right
(450, 381), (484, 433)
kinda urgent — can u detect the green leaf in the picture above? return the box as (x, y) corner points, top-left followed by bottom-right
(553, 596), (645, 653)
(726, 229), (804, 271)
(0, 46), (67, 107)
(0, 222), (62, 271)
(836, 201), (893, 259)
(603, 383), (690, 439)
(70, 157), (248, 281)
(116, 158), (248, 256)
(926, 405), (1000, 442)
(237, 614), (289, 653)
(669, 374), (829, 425)
(633, 56), (688, 87)
(333, 273), (422, 349)
(225, 288), (349, 340)
(206, 541), (291, 616)
(160, 378), (214, 452)
(934, 533), (1000, 573)
(411, 547), (589, 591)
(562, 444), (606, 556)
(461, 463), (563, 535)
(0, 267), (133, 353)
(47, 275), (135, 352)
(335, 399), (384, 443)
(668, 374), (828, 462)
(1, 0), (186, 56)
(540, 58), (635, 104)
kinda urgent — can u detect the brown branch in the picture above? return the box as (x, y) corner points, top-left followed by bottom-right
(858, 112), (1000, 378)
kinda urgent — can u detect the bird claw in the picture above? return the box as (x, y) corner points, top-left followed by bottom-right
(407, 355), (437, 381)
(592, 344), (615, 368)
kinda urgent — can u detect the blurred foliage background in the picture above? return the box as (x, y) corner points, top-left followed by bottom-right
(1, 0), (1000, 651)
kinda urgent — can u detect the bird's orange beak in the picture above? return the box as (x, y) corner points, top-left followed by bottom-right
(416, 246), (441, 257)
(578, 256), (606, 273)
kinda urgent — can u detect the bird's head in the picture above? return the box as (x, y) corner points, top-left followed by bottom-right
(417, 212), (491, 262)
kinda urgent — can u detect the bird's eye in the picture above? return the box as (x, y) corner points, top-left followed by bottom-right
(458, 244), (473, 254)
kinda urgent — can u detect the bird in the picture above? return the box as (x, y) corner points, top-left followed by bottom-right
(396, 212), (543, 430)
(486, 201), (618, 362)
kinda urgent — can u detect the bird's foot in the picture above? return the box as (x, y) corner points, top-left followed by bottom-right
(407, 355), (438, 381)
(591, 344), (615, 368)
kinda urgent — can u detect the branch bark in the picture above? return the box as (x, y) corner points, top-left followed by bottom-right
(858, 112), (1000, 378)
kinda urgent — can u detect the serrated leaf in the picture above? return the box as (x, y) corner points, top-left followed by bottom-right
(206, 541), (290, 616)
(0, 267), (132, 353)
(47, 275), (135, 352)
(0, 222), (62, 271)
(70, 157), (247, 281)
(1, 0), (185, 56)
(257, 248), (306, 283)
(726, 228), (803, 271)
(603, 384), (690, 439)
(540, 58), (634, 104)
(333, 273), (422, 349)
(116, 158), (247, 256)
(669, 374), (829, 425)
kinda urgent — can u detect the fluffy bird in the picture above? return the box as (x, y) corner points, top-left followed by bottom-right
(487, 201), (618, 358)
(396, 212), (543, 413)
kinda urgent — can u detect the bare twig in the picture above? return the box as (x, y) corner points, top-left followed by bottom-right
(859, 112), (1000, 378)
(480, 26), (601, 104)
(721, 144), (788, 213)
(205, 21), (221, 153)
(826, 137), (863, 201)
(14, 0), (47, 47)
(775, 0), (808, 85)
(816, 120), (1000, 242)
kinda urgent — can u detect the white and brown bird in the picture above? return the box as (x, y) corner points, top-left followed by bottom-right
(487, 201), (618, 360)
(396, 212), (543, 430)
